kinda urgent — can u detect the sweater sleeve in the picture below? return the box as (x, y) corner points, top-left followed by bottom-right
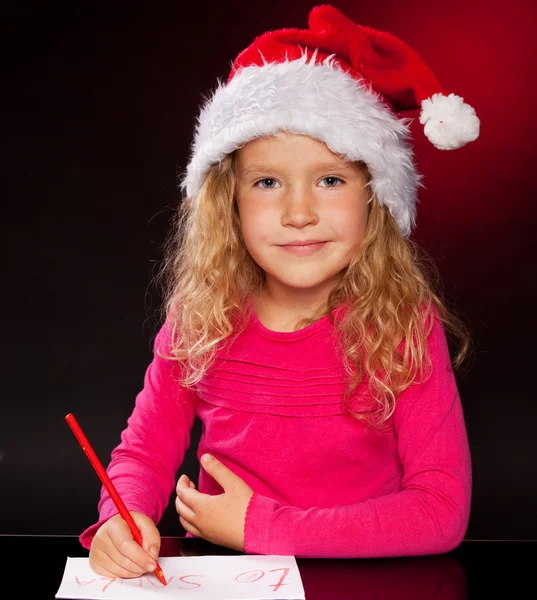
(244, 317), (472, 558)
(79, 322), (197, 549)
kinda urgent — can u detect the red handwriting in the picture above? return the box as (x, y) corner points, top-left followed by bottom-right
(100, 578), (122, 592)
(75, 576), (96, 586)
(235, 568), (290, 591)
(178, 574), (203, 589)
(268, 568), (290, 592)
(75, 577), (122, 592)
(136, 575), (161, 588)
(75, 574), (203, 590)
(73, 566), (290, 592)
(235, 570), (265, 583)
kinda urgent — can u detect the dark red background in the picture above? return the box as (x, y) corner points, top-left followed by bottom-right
(2, 0), (536, 540)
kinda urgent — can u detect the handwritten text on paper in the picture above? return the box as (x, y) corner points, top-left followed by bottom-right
(55, 555), (305, 600)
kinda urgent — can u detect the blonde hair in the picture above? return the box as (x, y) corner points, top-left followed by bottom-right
(159, 153), (472, 428)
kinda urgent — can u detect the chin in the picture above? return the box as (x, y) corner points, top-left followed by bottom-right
(272, 271), (340, 291)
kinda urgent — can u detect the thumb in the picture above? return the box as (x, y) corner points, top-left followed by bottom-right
(201, 454), (239, 491)
(131, 511), (161, 559)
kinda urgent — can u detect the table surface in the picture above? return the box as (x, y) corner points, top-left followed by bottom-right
(4, 535), (536, 599)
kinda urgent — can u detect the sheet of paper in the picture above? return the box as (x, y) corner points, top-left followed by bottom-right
(55, 555), (305, 600)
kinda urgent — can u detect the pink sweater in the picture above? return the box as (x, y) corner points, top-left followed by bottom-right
(80, 309), (472, 558)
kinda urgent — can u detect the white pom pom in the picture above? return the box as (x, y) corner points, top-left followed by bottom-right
(419, 93), (480, 150)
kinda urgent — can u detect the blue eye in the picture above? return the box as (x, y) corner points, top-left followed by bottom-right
(319, 177), (343, 187)
(255, 178), (280, 189)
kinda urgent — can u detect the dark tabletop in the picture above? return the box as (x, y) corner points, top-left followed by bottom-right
(4, 535), (536, 599)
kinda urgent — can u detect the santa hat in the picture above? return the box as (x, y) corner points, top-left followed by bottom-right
(181, 4), (480, 236)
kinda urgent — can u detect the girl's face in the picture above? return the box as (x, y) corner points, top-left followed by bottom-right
(235, 132), (369, 302)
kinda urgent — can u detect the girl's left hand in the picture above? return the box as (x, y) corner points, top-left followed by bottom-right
(175, 454), (254, 552)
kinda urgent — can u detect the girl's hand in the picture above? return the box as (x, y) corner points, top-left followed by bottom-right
(89, 511), (161, 579)
(175, 454), (254, 552)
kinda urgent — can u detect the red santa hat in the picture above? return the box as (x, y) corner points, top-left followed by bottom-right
(181, 4), (480, 236)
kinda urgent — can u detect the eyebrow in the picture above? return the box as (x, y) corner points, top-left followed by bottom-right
(238, 164), (286, 178)
(238, 161), (358, 178)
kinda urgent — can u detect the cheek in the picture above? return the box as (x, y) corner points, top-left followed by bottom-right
(332, 204), (368, 242)
(238, 203), (272, 244)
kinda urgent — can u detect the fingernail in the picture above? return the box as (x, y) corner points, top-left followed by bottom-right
(149, 546), (158, 559)
(147, 562), (155, 572)
(201, 454), (211, 463)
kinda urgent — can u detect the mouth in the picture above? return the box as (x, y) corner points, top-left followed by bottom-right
(277, 241), (328, 255)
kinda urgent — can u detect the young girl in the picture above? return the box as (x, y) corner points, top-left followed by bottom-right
(80, 4), (479, 578)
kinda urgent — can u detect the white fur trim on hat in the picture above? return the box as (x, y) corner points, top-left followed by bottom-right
(181, 54), (422, 236)
(419, 93), (480, 150)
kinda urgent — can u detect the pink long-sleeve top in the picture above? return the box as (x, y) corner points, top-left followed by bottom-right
(79, 307), (472, 558)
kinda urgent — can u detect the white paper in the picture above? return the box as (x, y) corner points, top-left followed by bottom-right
(55, 555), (305, 600)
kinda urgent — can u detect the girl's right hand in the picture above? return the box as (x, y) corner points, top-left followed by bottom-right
(89, 511), (161, 579)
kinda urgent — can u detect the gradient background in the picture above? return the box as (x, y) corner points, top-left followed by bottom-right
(2, 0), (536, 541)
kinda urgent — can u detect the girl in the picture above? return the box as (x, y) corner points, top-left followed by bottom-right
(80, 4), (479, 578)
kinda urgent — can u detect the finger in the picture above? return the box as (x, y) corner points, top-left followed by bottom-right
(95, 534), (153, 577)
(176, 474), (193, 495)
(176, 484), (204, 509)
(89, 563), (126, 579)
(179, 515), (203, 538)
(175, 494), (196, 522)
(201, 454), (240, 491)
(131, 513), (161, 560)
(176, 475), (186, 494)
(90, 551), (144, 579)
(106, 524), (157, 575)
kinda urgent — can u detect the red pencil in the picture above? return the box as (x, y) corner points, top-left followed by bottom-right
(65, 413), (167, 586)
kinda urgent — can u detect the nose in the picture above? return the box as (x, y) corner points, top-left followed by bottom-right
(281, 186), (319, 228)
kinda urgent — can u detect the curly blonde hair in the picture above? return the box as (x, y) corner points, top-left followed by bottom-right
(158, 153), (472, 428)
